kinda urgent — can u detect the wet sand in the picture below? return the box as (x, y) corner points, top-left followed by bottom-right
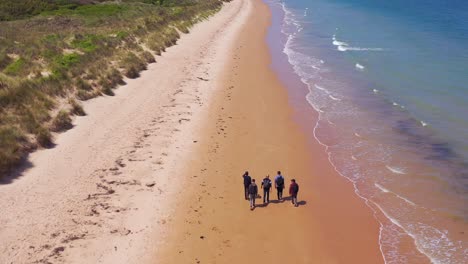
(155, 0), (385, 263)
(0, 0), (385, 263)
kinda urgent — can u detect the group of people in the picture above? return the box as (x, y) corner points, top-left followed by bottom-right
(242, 171), (299, 210)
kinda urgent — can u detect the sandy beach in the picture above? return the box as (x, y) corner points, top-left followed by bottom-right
(155, 0), (384, 263)
(0, 0), (385, 263)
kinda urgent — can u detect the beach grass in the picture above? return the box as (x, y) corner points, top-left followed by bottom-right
(0, 0), (228, 176)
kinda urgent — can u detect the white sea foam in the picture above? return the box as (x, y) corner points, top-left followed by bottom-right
(329, 95), (342, 101)
(278, 2), (465, 263)
(341, 46), (384, 51)
(332, 35), (384, 52)
(386, 165), (406, 174)
(374, 183), (416, 206)
(375, 183), (390, 193)
(332, 40), (349, 47)
(354, 132), (361, 137)
(370, 202), (456, 264)
(393, 102), (399, 106)
(355, 63), (365, 70)
(320, 59), (325, 64)
(314, 84), (329, 93)
(420, 121), (428, 127)
(373, 89), (379, 93)
(351, 155), (357, 160)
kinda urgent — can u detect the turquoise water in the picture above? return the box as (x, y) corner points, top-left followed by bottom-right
(266, 0), (468, 263)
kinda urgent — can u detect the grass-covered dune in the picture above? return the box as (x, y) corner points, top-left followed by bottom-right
(0, 0), (228, 176)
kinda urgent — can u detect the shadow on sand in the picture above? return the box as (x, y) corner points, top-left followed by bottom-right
(0, 156), (34, 185)
(0, 138), (59, 185)
(251, 195), (307, 209)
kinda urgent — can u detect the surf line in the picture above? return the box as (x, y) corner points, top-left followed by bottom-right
(374, 183), (416, 206)
(386, 165), (406, 175)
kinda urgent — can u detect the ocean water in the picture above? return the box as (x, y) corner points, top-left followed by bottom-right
(265, 0), (468, 263)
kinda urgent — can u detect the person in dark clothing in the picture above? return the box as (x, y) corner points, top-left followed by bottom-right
(248, 179), (258, 210)
(242, 171), (252, 200)
(274, 171), (285, 201)
(261, 175), (272, 204)
(289, 179), (299, 207)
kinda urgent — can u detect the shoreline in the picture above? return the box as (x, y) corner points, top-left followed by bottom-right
(156, 0), (384, 263)
(265, 1), (467, 263)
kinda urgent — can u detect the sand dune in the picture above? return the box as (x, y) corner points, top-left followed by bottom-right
(0, 0), (248, 263)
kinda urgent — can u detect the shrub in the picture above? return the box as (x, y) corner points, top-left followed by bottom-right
(20, 109), (40, 134)
(76, 78), (92, 91)
(141, 51), (155, 63)
(76, 90), (94, 101)
(69, 98), (85, 116)
(107, 68), (125, 86)
(120, 52), (146, 79)
(102, 85), (115, 96)
(36, 126), (53, 147)
(0, 126), (27, 175)
(125, 65), (139, 79)
(51, 110), (72, 132)
(0, 52), (12, 70)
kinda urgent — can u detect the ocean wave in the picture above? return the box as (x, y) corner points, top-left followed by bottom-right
(341, 46), (384, 52)
(332, 35), (384, 52)
(386, 165), (406, 174)
(372, 201), (467, 264)
(329, 94), (342, 101)
(375, 183), (390, 193)
(314, 84), (329, 93)
(277, 2), (466, 263)
(355, 63), (365, 70)
(374, 183), (416, 206)
(332, 40), (349, 47)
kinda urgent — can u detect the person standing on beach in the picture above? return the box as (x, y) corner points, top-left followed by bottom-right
(261, 175), (272, 204)
(242, 171), (252, 200)
(248, 179), (258, 210)
(274, 171), (285, 201)
(289, 179), (299, 207)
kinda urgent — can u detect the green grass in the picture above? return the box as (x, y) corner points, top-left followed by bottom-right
(55, 53), (80, 69)
(71, 35), (99, 52)
(0, 0), (229, 177)
(4, 58), (26, 75)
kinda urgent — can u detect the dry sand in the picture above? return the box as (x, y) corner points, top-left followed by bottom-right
(0, 0), (385, 263)
(155, 0), (385, 263)
(0, 0), (249, 263)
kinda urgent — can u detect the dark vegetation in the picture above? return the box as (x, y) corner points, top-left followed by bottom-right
(0, 0), (228, 176)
